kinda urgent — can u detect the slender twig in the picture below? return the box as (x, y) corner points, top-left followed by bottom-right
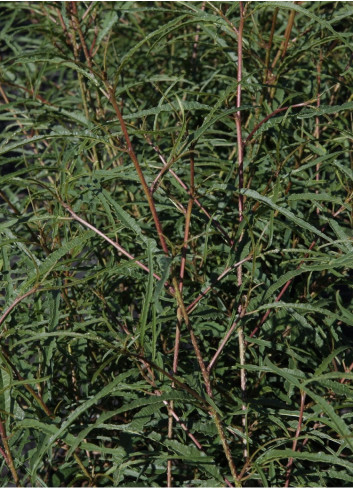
(117, 312), (236, 486)
(150, 156), (178, 194)
(0, 446), (6, 460)
(235, 4), (248, 462)
(123, 348), (209, 408)
(104, 83), (169, 255)
(71, 2), (92, 69)
(163, 399), (203, 449)
(263, 8), (278, 84)
(179, 199), (194, 293)
(68, 5), (90, 120)
(209, 3), (239, 37)
(186, 254), (253, 314)
(0, 80), (52, 106)
(172, 277), (239, 484)
(168, 14), (203, 478)
(245, 97), (319, 147)
(208, 319), (239, 373)
(236, 1), (244, 225)
(285, 391), (306, 487)
(60, 201), (174, 294)
(315, 49), (323, 215)
(271, 8), (296, 70)
(238, 317), (248, 462)
(169, 175), (195, 486)
(145, 136), (234, 246)
(249, 202), (349, 339)
(341, 361), (353, 383)
(167, 404), (173, 487)
(0, 418), (19, 487)
(0, 286), (39, 328)
(173, 279), (210, 395)
(172, 198), (193, 381)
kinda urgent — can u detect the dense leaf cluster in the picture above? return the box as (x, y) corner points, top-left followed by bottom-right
(0, 1), (352, 486)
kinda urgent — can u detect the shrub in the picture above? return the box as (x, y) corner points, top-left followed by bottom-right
(0, 1), (352, 486)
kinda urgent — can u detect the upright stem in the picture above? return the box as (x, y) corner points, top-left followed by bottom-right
(285, 391), (306, 487)
(167, 403), (173, 487)
(238, 319), (248, 460)
(236, 2), (244, 224)
(263, 8), (278, 85)
(172, 277), (239, 484)
(146, 136), (233, 245)
(168, 15), (202, 481)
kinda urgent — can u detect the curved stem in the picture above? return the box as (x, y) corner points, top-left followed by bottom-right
(0, 418), (19, 486)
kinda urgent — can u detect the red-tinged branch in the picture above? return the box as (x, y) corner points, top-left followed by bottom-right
(172, 277), (239, 484)
(145, 136), (233, 245)
(0, 418), (19, 486)
(245, 97), (320, 147)
(105, 83), (169, 256)
(208, 319), (239, 372)
(0, 286), (39, 328)
(249, 202), (350, 339)
(186, 254), (253, 314)
(166, 167), (233, 245)
(285, 391), (306, 487)
(61, 201), (174, 295)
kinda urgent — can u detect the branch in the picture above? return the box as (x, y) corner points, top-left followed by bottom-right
(104, 83), (169, 255)
(187, 254), (253, 314)
(60, 201), (174, 295)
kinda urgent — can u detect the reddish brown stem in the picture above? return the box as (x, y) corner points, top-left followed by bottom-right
(0, 286), (39, 328)
(0, 418), (19, 486)
(145, 137), (234, 245)
(105, 83), (169, 255)
(249, 204), (348, 339)
(172, 276), (239, 483)
(271, 8), (296, 70)
(245, 98), (319, 147)
(263, 8), (278, 84)
(341, 361), (353, 384)
(105, 82), (169, 255)
(285, 391), (306, 487)
(61, 201), (174, 294)
(168, 18), (203, 479)
(187, 254), (253, 314)
(208, 319), (239, 373)
(71, 2), (92, 69)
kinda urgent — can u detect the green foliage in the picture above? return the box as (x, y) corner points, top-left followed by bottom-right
(0, 1), (352, 486)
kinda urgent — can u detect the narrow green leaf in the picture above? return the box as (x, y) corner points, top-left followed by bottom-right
(298, 102), (353, 119)
(241, 188), (333, 243)
(259, 448), (353, 471)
